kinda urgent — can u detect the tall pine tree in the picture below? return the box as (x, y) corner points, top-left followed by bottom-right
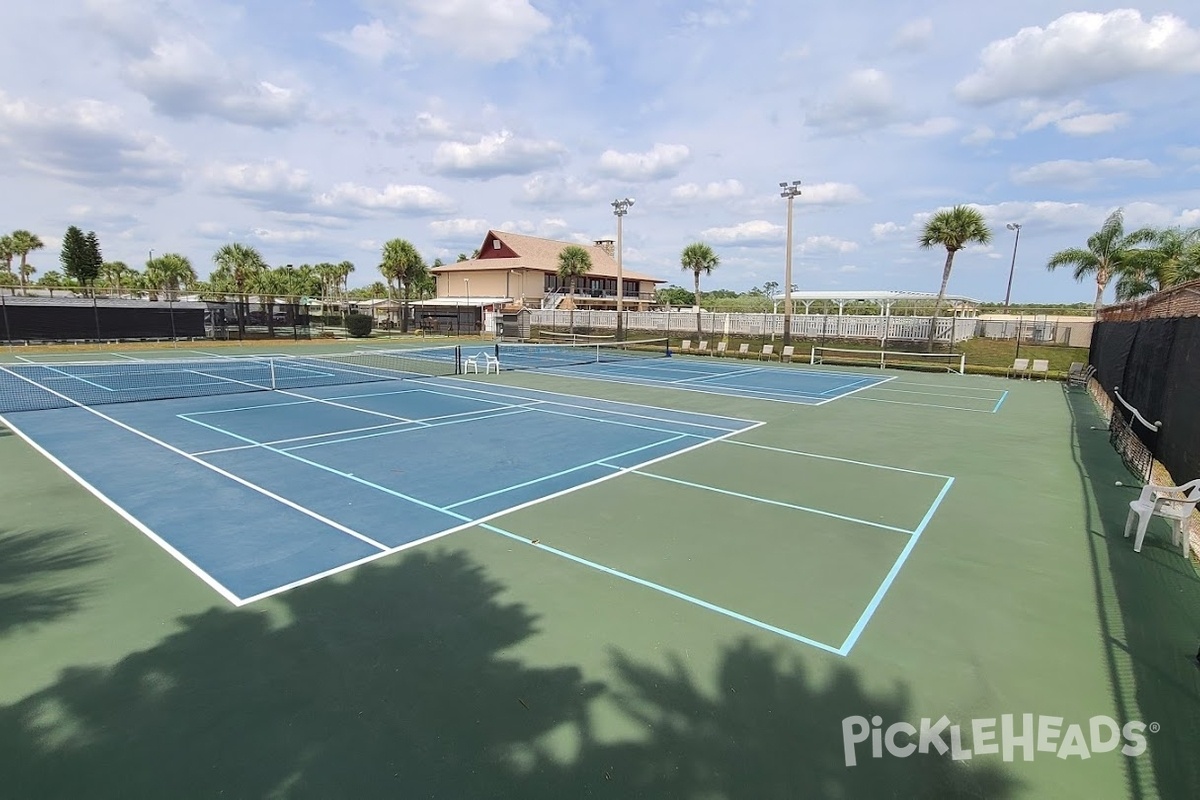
(61, 226), (90, 286)
(82, 231), (103, 288)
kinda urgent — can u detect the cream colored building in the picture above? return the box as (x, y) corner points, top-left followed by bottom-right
(431, 230), (664, 310)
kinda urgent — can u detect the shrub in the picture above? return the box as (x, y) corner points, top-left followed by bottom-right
(345, 313), (373, 337)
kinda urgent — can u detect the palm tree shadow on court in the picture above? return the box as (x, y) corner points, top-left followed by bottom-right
(0, 546), (1022, 798)
(563, 640), (1021, 798)
(0, 527), (107, 636)
(1063, 387), (1200, 798)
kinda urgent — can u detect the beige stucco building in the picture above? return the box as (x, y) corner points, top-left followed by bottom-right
(430, 230), (664, 310)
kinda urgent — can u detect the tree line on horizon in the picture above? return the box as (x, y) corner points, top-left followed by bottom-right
(2, 211), (1195, 332)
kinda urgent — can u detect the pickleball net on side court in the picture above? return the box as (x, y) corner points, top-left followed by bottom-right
(488, 337), (671, 371)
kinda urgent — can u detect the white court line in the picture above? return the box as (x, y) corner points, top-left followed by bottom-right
(189, 401), (540, 456)
(429, 375), (760, 426)
(879, 379), (1006, 397)
(236, 417), (768, 605)
(672, 366), (765, 384)
(621, 468), (914, 535)
(0, 366), (391, 583)
(723, 439), (952, 480)
(283, 407), (535, 451)
(13, 354), (36, 363)
(523, 365), (828, 405)
(413, 379), (750, 432)
(867, 385), (1007, 401)
(108, 352), (142, 361)
(444, 434), (689, 510)
(847, 395), (996, 413)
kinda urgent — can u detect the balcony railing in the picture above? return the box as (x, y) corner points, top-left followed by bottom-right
(549, 290), (657, 302)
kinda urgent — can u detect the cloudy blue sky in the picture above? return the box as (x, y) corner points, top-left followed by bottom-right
(1, 1), (1197, 303)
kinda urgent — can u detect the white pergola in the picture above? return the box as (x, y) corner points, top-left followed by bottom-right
(770, 290), (982, 317)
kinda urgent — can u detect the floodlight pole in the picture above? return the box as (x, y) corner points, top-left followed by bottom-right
(612, 197), (634, 341)
(1004, 223), (1021, 308)
(780, 181), (802, 345)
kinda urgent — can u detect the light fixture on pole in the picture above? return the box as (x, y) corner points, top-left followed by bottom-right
(1004, 223), (1021, 308)
(779, 180), (802, 345)
(612, 197), (634, 341)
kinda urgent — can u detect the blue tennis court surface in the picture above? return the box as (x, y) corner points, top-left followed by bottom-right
(1, 376), (758, 604)
(473, 344), (893, 404)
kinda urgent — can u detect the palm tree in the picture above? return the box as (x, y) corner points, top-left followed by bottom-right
(212, 243), (267, 336)
(0, 272), (17, 295)
(101, 261), (131, 297)
(10, 230), (44, 297)
(37, 271), (67, 297)
(557, 245), (593, 334)
(19, 261), (36, 295)
(1045, 209), (1155, 311)
(380, 239), (425, 332)
(680, 242), (720, 340)
(1112, 226), (1200, 300)
(250, 268), (288, 336)
(146, 253), (197, 301)
(0, 234), (14, 276)
(917, 205), (992, 351)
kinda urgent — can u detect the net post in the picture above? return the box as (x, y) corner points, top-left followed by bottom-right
(457, 345), (463, 375)
(810, 347), (817, 365)
(958, 353), (966, 374)
(270, 358), (277, 390)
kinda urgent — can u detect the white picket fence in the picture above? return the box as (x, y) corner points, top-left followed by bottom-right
(529, 310), (976, 344)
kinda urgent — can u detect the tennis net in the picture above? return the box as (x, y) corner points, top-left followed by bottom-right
(491, 337), (670, 371)
(0, 346), (461, 414)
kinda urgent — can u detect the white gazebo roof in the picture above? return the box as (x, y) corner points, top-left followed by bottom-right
(770, 290), (982, 304)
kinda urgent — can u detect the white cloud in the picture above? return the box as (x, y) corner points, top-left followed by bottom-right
(891, 18), (933, 52)
(894, 117), (958, 137)
(1016, 100), (1127, 137)
(597, 143), (691, 181)
(251, 227), (319, 243)
(1168, 146), (1200, 162)
(205, 159), (311, 200)
(871, 221), (904, 239)
(699, 220), (785, 246)
(324, 20), (404, 64)
(956, 10), (1200, 104)
(413, 112), (456, 140)
(1056, 113), (1128, 136)
(806, 69), (899, 133)
(313, 183), (455, 215)
(1020, 100), (1087, 132)
(1011, 158), (1159, 187)
(432, 130), (565, 178)
(497, 218), (572, 239)
(519, 174), (602, 207)
(429, 218), (491, 240)
(796, 182), (866, 205)
(403, 0), (552, 63)
(802, 235), (859, 254)
(961, 126), (996, 146)
(683, 0), (753, 29)
(670, 179), (745, 202)
(122, 34), (308, 128)
(0, 92), (183, 189)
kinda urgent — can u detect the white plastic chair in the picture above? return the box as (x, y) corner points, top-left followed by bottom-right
(1030, 359), (1049, 380)
(464, 352), (499, 374)
(1124, 479), (1200, 555)
(736, 344), (750, 358)
(1007, 358), (1030, 379)
(780, 345), (795, 363)
(697, 340), (709, 355)
(759, 344), (774, 361)
(680, 340), (692, 354)
(715, 341), (728, 357)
